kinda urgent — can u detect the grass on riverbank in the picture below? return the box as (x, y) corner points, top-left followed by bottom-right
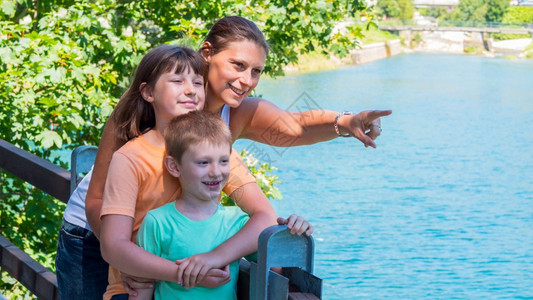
(282, 50), (344, 74)
(524, 43), (533, 59)
(359, 25), (399, 45)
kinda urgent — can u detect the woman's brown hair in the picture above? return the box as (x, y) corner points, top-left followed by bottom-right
(201, 16), (269, 56)
(112, 45), (207, 142)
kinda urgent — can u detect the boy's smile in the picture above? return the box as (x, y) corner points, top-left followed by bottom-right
(174, 141), (231, 204)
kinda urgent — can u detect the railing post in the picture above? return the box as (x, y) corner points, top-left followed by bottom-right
(249, 225), (322, 300)
(70, 145), (97, 194)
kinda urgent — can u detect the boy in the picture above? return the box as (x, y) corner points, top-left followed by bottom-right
(134, 111), (313, 299)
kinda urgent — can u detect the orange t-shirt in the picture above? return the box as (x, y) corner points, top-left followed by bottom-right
(100, 135), (256, 299)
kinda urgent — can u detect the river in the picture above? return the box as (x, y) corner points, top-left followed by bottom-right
(234, 53), (533, 299)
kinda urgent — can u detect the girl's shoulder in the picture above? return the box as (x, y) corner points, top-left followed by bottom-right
(114, 135), (165, 163)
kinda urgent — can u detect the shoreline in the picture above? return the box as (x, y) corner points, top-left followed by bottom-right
(284, 35), (533, 74)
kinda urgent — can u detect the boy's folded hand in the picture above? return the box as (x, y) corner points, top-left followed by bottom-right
(196, 264), (231, 288)
(277, 214), (314, 236)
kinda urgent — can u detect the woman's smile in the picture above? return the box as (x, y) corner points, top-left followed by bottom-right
(228, 83), (248, 97)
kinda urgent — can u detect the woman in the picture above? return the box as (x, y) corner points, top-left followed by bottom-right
(56, 16), (391, 299)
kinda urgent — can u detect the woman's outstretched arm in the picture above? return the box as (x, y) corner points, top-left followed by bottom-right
(230, 97), (392, 148)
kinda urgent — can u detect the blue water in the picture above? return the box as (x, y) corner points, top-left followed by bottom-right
(234, 53), (533, 299)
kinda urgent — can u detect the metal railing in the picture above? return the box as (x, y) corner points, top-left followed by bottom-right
(413, 0), (459, 7)
(0, 139), (322, 299)
(378, 19), (533, 35)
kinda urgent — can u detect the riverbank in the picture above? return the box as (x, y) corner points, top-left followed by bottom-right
(283, 25), (401, 74)
(409, 30), (533, 58)
(283, 30), (533, 74)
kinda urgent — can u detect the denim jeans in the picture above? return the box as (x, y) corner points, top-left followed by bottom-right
(56, 220), (109, 300)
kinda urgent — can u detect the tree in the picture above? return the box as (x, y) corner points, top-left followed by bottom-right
(486, 0), (509, 22)
(376, 0), (414, 20)
(457, 0), (487, 22)
(418, 7), (448, 19)
(397, 0), (414, 20)
(443, 0), (509, 23)
(377, 0), (401, 18)
(500, 6), (533, 23)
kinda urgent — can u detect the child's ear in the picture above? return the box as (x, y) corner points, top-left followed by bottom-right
(200, 42), (212, 63)
(164, 156), (180, 178)
(139, 82), (154, 103)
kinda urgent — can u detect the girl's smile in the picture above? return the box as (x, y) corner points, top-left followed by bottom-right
(142, 67), (206, 126)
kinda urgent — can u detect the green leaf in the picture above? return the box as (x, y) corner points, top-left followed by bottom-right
(0, 0), (16, 17)
(41, 67), (63, 83)
(0, 47), (13, 63)
(37, 97), (58, 107)
(35, 130), (62, 148)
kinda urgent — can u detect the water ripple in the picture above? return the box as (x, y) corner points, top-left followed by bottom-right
(236, 53), (533, 299)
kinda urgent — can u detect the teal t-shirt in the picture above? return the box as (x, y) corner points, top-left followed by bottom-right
(137, 202), (250, 300)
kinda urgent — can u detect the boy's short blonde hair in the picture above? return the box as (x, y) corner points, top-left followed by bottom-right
(164, 111), (232, 163)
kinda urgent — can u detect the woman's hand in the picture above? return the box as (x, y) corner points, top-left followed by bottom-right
(120, 271), (154, 297)
(366, 116), (383, 141)
(339, 110), (392, 148)
(277, 214), (314, 236)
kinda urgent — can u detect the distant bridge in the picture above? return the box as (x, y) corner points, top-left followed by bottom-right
(412, 0), (533, 7)
(413, 0), (459, 7)
(379, 25), (533, 35)
(379, 20), (533, 35)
